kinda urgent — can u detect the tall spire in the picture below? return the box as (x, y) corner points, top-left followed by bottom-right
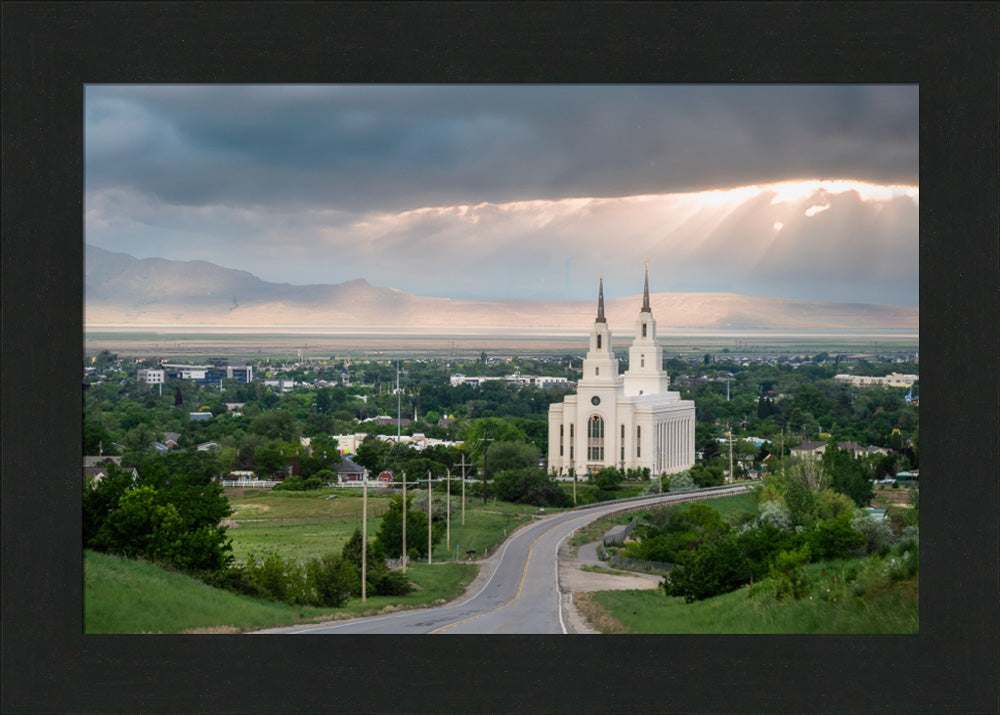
(641, 259), (651, 313)
(595, 276), (607, 323)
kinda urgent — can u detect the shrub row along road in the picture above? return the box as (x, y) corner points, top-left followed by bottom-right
(271, 485), (749, 635)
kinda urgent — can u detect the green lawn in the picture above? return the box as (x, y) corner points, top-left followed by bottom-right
(584, 559), (918, 634)
(84, 549), (477, 633)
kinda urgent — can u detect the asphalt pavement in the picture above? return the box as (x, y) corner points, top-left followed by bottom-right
(257, 486), (747, 634)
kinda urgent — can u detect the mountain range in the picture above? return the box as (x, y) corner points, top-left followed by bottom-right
(85, 245), (918, 332)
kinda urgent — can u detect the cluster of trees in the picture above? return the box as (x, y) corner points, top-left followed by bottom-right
(374, 494), (444, 560)
(616, 448), (916, 603)
(682, 360), (919, 457)
(83, 447), (414, 609)
(83, 453), (233, 572)
(493, 468), (573, 508)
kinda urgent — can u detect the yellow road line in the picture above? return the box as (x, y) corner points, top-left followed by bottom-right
(429, 519), (565, 633)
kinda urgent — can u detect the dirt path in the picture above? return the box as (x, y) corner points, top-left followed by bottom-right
(557, 536), (662, 634)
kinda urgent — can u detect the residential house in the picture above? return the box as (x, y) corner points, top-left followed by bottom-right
(83, 458), (138, 486)
(162, 432), (181, 449)
(790, 440), (867, 460)
(336, 457), (367, 484)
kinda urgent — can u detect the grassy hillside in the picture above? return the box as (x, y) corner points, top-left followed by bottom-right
(84, 549), (476, 634)
(577, 558), (918, 634)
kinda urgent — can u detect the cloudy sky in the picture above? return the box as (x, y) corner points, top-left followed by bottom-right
(85, 85), (918, 306)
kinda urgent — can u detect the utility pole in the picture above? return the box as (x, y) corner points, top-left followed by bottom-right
(427, 470), (433, 565)
(361, 473), (367, 603)
(446, 469), (451, 551)
(459, 454), (467, 525)
(481, 429), (492, 505)
(401, 470), (407, 575)
(396, 361), (401, 443)
(728, 423), (734, 483)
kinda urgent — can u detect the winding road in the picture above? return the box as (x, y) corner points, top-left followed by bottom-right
(261, 485), (748, 634)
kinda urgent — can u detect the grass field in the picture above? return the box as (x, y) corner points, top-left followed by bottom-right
(226, 487), (394, 563)
(84, 549), (477, 633)
(579, 559), (918, 634)
(226, 486), (554, 565)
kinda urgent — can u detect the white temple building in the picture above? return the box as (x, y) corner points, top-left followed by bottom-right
(547, 268), (695, 478)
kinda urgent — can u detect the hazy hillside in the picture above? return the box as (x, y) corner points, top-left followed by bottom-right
(85, 246), (918, 331)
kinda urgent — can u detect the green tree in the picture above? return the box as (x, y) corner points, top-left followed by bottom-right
(822, 442), (874, 506)
(90, 486), (184, 563)
(663, 535), (751, 603)
(374, 495), (441, 559)
(254, 445), (286, 477)
(590, 467), (623, 491)
(249, 409), (298, 442)
(493, 467), (572, 507)
(83, 417), (118, 456)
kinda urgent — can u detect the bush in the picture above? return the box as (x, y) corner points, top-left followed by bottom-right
(804, 512), (866, 560)
(688, 463), (724, 488)
(663, 535), (751, 602)
(314, 469), (337, 485)
(576, 486), (615, 505)
(724, 509), (757, 529)
(591, 467), (623, 491)
(770, 545), (811, 601)
(733, 523), (795, 576)
(246, 553), (308, 604)
(668, 472), (696, 492)
(368, 568), (412, 597)
(851, 511), (897, 554)
(272, 475), (322, 491)
(756, 500), (793, 532)
(304, 552), (356, 606)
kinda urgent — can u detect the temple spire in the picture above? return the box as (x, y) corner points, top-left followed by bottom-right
(595, 276), (607, 323)
(641, 259), (651, 313)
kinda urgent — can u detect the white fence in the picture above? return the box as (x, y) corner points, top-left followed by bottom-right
(221, 479), (279, 488)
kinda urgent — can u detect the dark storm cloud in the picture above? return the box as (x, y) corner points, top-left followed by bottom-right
(85, 84), (918, 213)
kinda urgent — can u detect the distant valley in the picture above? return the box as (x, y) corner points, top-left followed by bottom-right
(85, 246), (918, 333)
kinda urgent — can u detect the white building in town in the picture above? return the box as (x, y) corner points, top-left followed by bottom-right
(450, 374), (572, 389)
(547, 268), (695, 478)
(834, 373), (918, 389)
(137, 368), (165, 385)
